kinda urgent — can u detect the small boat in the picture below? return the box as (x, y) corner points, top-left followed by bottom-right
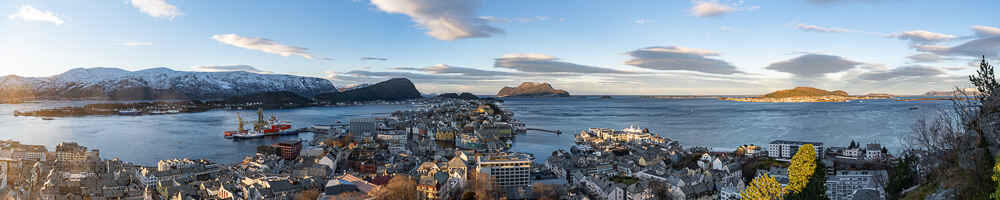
(909, 106), (919, 110)
(41, 117), (55, 120)
(118, 109), (141, 115)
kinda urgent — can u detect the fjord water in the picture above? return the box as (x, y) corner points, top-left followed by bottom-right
(0, 96), (949, 165)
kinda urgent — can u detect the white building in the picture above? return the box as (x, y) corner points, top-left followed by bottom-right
(825, 170), (887, 200)
(476, 153), (533, 198)
(768, 140), (824, 160)
(864, 144), (883, 160)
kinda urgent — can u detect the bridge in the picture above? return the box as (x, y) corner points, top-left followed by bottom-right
(525, 128), (562, 134)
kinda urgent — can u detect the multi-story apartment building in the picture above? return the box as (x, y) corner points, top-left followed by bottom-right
(825, 170), (887, 200)
(55, 142), (88, 162)
(768, 140), (824, 160)
(349, 118), (377, 139)
(476, 153), (533, 198)
(275, 140), (302, 160)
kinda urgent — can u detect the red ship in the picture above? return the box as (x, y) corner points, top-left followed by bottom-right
(224, 108), (294, 139)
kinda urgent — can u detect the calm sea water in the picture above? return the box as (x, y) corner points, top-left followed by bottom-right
(0, 97), (950, 165)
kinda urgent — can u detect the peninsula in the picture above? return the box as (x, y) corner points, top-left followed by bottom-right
(720, 87), (891, 102)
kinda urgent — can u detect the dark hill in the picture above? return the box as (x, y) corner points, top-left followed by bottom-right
(436, 92), (479, 100)
(316, 78), (422, 103)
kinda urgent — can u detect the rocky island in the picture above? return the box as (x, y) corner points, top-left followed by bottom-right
(721, 87), (891, 102)
(496, 82), (570, 97)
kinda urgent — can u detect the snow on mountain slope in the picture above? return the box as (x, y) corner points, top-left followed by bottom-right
(1, 67), (338, 100)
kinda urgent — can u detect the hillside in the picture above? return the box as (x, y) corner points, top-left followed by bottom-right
(215, 91), (313, 105)
(762, 87), (848, 98)
(436, 92), (479, 100)
(0, 67), (338, 101)
(496, 82), (570, 97)
(722, 87), (890, 102)
(315, 78), (422, 103)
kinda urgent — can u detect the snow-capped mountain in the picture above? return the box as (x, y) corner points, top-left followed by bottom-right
(0, 67), (338, 100)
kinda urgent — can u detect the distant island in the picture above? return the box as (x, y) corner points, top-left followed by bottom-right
(721, 87), (892, 103)
(496, 82), (570, 97)
(924, 88), (980, 96)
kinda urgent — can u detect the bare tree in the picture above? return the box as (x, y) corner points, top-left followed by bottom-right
(374, 174), (419, 200)
(904, 56), (999, 198)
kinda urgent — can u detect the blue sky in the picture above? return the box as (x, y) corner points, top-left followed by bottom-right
(3, 0), (999, 95)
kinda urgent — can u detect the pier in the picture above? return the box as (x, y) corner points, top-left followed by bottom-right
(526, 128), (562, 134)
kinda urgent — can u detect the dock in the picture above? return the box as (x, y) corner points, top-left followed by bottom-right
(526, 128), (562, 134)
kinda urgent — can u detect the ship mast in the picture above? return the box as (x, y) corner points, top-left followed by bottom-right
(237, 114), (245, 132)
(255, 107), (265, 131)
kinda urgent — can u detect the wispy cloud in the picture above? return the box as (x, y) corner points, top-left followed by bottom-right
(972, 25), (1000, 38)
(396, 64), (516, 76)
(211, 34), (314, 59)
(495, 53), (629, 74)
(690, 0), (759, 18)
(191, 65), (272, 74)
(624, 46), (742, 74)
(371, 0), (502, 40)
(130, 0), (182, 20)
(361, 57), (389, 61)
(857, 65), (944, 81)
(913, 36), (1000, 58)
(8, 5), (63, 25)
(795, 24), (849, 33)
(889, 30), (957, 43)
(122, 42), (153, 46)
(766, 54), (864, 77)
(633, 19), (655, 24)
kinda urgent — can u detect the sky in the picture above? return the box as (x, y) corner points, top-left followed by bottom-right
(3, 0), (1000, 95)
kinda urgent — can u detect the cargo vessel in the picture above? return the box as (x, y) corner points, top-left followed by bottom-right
(224, 108), (294, 139)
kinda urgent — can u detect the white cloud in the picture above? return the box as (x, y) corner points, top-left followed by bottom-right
(719, 26), (740, 32)
(972, 25), (1000, 38)
(211, 34), (314, 59)
(690, 1), (758, 18)
(857, 65), (944, 81)
(906, 53), (949, 63)
(765, 54), (864, 77)
(130, 0), (182, 20)
(624, 46), (741, 74)
(914, 36), (1000, 58)
(8, 5), (63, 25)
(889, 30), (956, 43)
(122, 42), (153, 46)
(795, 24), (849, 33)
(371, 0), (502, 40)
(634, 19), (655, 24)
(495, 53), (628, 74)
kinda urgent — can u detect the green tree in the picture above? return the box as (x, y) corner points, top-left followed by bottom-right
(887, 152), (918, 200)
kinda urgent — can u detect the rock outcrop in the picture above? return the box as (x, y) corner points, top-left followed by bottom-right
(496, 82), (570, 97)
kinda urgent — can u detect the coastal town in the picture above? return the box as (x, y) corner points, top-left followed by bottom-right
(0, 98), (902, 200)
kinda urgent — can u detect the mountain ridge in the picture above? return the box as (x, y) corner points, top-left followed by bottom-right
(0, 67), (338, 101)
